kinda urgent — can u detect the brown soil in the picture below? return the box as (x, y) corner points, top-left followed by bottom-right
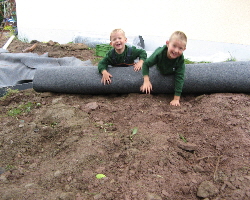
(0, 33), (250, 200)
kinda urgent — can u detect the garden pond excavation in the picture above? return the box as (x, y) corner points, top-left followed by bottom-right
(0, 35), (250, 199)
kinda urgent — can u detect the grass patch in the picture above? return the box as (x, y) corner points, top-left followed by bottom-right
(225, 57), (236, 62)
(5, 164), (16, 171)
(0, 89), (19, 101)
(95, 122), (114, 133)
(185, 58), (211, 64)
(92, 57), (103, 65)
(7, 102), (34, 116)
(91, 47), (103, 64)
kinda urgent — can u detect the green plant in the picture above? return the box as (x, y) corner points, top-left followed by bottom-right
(95, 122), (114, 133)
(8, 108), (22, 116)
(185, 58), (211, 64)
(184, 58), (196, 64)
(225, 57), (236, 62)
(197, 61), (211, 63)
(225, 51), (236, 62)
(3, 25), (13, 31)
(92, 57), (103, 64)
(104, 123), (113, 126)
(50, 122), (58, 128)
(18, 37), (29, 43)
(3, 25), (15, 35)
(0, 4), (3, 24)
(96, 174), (106, 179)
(129, 127), (138, 141)
(7, 102), (34, 116)
(5, 164), (16, 171)
(89, 47), (103, 64)
(0, 88), (19, 101)
(179, 134), (187, 143)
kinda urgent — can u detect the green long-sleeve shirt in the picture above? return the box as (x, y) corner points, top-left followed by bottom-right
(142, 45), (185, 96)
(98, 45), (147, 73)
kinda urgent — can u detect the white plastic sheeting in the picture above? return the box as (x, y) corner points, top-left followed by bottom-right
(16, 0), (250, 44)
(15, 0), (250, 62)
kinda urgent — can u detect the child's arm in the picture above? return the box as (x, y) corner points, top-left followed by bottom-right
(171, 59), (185, 106)
(132, 47), (147, 71)
(140, 48), (160, 93)
(98, 53), (113, 85)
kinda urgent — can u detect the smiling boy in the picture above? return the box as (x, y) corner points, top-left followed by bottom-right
(140, 31), (187, 106)
(98, 29), (147, 85)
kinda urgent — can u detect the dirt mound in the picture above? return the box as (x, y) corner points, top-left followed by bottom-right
(0, 33), (99, 63)
(0, 34), (250, 200)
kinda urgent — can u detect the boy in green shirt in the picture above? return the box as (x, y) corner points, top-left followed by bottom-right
(140, 31), (187, 106)
(98, 29), (147, 85)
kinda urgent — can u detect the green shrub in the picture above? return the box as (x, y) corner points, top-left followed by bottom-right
(0, 4), (3, 25)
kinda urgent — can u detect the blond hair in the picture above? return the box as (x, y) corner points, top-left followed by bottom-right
(169, 31), (187, 45)
(110, 28), (126, 40)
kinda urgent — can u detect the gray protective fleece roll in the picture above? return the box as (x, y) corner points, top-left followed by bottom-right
(33, 61), (250, 94)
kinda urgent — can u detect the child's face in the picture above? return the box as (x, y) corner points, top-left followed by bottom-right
(166, 39), (186, 59)
(110, 32), (127, 53)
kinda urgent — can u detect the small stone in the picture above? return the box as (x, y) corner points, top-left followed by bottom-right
(93, 193), (103, 199)
(177, 141), (198, 151)
(85, 102), (99, 110)
(224, 181), (236, 190)
(29, 162), (38, 169)
(197, 181), (219, 198)
(67, 176), (72, 182)
(52, 97), (63, 104)
(0, 167), (5, 175)
(181, 186), (190, 194)
(179, 167), (188, 173)
(59, 192), (75, 200)
(0, 174), (7, 182)
(25, 183), (35, 188)
(64, 185), (71, 191)
(132, 190), (138, 195)
(19, 124), (24, 128)
(193, 165), (205, 173)
(161, 190), (170, 197)
(54, 170), (62, 177)
(47, 40), (55, 46)
(146, 192), (162, 200)
(232, 97), (239, 101)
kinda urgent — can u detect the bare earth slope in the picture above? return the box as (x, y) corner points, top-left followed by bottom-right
(0, 34), (250, 200)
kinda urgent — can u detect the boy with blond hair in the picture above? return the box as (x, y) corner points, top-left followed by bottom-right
(140, 31), (187, 106)
(98, 28), (147, 85)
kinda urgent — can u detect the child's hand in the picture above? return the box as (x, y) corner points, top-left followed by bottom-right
(133, 60), (144, 71)
(170, 99), (180, 106)
(101, 70), (113, 85)
(133, 62), (142, 71)
(170, 96), (181, 106)
(140, 81), (152, 94)
(140, 75), (152, 94)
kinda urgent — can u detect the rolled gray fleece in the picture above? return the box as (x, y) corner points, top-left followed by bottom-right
(33, 61), (250, 94)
